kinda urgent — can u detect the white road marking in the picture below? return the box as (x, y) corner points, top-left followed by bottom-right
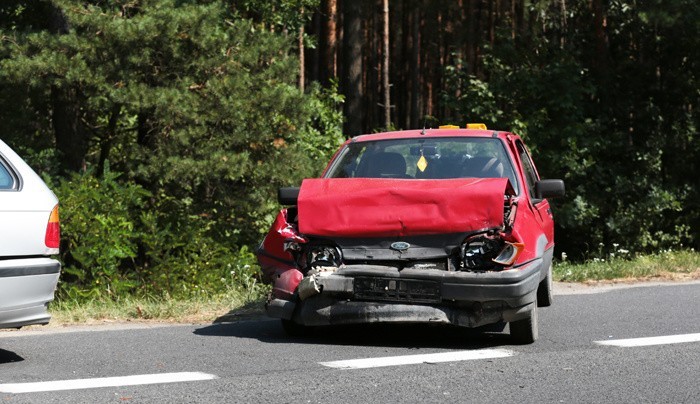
(319, 348), (514, 369)
(595, 333), (700, 347)
(0, 372), (217, 394)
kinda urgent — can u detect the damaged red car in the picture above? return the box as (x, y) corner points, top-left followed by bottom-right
(257, 125), (564, 343)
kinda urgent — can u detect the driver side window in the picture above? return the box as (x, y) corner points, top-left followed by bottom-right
(516, 141), (539, 199)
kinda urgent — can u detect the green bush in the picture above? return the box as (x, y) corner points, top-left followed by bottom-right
(54, 168), (149, 299)
(53, 167), (270, 301)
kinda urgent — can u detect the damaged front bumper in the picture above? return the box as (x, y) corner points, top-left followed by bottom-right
(266, 258), (543, 328)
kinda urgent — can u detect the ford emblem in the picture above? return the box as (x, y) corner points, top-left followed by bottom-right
(390, 241), (410, 251)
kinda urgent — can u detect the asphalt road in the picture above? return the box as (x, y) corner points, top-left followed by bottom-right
(1, 282), (699, 403)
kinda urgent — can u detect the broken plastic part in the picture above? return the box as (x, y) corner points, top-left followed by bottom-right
(298, 275), (322, 300)
(461, 235), (504, 270)
(492, 242), (525, 266)
(284, 241), (302, 252)
(272, 268), (303, 299)
(306, 245), (342, 269)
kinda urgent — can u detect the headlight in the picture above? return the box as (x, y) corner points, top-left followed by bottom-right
(306, 245), (343, 269)
(460, 235), (524, 270)
(492, 241), (525, 266)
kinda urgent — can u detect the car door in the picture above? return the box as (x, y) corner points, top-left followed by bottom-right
(513, 139), (555, 249)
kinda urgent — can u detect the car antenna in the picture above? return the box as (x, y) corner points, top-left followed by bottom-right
(421, 117), (427, 136)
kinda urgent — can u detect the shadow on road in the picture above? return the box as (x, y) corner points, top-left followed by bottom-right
(0, 349), (24, 364)
(194, 319), (512, 350)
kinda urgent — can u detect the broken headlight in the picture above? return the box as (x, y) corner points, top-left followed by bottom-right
(305, 245), (343, 269)
(460, 234), (524, 270)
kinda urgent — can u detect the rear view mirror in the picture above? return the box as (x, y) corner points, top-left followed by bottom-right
(535, 179), (565, 199)
(409, 145), (438, 157)
(278, 187), (300, 205)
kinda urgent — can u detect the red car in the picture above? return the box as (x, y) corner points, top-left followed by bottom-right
(257, 125), (564, 343)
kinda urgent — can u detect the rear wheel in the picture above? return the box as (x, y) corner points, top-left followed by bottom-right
(510, 304), (538, 344)
(537, 263), (553, 307)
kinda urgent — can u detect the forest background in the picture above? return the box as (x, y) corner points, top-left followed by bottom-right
(0, 0), (697, 302)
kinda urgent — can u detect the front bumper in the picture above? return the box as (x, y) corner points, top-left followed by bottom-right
(266, 258), (543, 328)
(0, 258), (61, 329)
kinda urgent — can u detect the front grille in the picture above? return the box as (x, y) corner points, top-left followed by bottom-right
(353, 277), (441, 304)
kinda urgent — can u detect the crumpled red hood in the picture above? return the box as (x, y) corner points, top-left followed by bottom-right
(297, 178), (514, 238)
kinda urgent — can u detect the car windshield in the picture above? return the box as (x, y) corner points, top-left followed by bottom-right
(326, 137), (520, 193)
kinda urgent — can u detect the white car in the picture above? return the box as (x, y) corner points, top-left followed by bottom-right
(0, 139), (61, 329)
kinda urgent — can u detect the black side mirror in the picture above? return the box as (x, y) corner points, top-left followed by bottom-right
(278, 187), (300, 205)
(535, 179), (565, 199)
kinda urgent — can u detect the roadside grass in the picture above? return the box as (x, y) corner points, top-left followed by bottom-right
(554, 249), (700, 283)
(48, 287), (269, 326)
(33, 249), (700, 326)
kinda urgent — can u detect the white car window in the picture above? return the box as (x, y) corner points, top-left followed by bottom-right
(0, 159), (17, 190)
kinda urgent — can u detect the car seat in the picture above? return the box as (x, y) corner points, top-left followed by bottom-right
(461, 156), (504, 178)
(364, 152), (409, 178)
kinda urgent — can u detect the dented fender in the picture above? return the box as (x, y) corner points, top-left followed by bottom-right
(257, 208), (306, 298)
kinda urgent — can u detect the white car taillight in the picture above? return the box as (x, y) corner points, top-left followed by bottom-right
(44, 204), (60, 254)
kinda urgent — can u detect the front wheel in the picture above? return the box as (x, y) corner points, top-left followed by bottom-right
(510, 304), (538, 344)
(537, 263), (553, 307)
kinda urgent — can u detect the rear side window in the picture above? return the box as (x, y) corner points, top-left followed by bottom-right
(0, 157), (18, 190)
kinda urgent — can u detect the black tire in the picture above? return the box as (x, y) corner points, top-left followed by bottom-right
(280, 319), (311, 337)
(537, 263), (553, 307)
(510, 304), (538, 344)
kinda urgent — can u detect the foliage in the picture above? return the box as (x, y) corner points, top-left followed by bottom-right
(442, 0), (699, 258)
(0, 0), (698, 304)
(54, 168), (149, 299)
(0, 0), (342, 302)
(53, 166), (270, 300)
(554, 248), (700, 283)
(232, 0), (319, 32)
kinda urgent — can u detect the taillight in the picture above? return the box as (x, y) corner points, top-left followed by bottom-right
(45, 204), (60, 251)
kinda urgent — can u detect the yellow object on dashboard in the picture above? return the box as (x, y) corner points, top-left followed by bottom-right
(466, 123), (487, 130)
(438, 125), (459, 129)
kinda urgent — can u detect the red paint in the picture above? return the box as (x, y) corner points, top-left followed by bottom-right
(258, 209), (304, 298)
(272, 268), (303, 299)
(297, 178), (514, 237)
(258, 208), (306, 284)
(352, 128), (494, 142)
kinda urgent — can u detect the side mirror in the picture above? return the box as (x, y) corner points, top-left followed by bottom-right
(535, 179), (565, 199)
(278, 187), (300, 205)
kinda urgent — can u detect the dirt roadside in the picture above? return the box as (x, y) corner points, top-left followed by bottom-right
(554, 278), (700, 295)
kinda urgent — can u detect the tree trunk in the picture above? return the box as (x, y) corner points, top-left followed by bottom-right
(409, 4), (421, 128)
(592, 0), (608, 75)
(298, 10), (305, 92)
(560, 0), (567, 48)
(322, 0), (338, 85)
(382, 0), (391, 129)
(466, 0), (476, 74)
(48, 4), (88, 174)
(310, 9), (320, 82)
(97, 104), (121, 176)
(342, 0), (363, 137)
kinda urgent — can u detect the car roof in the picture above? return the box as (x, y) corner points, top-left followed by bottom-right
(349, 128), (517, 143)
